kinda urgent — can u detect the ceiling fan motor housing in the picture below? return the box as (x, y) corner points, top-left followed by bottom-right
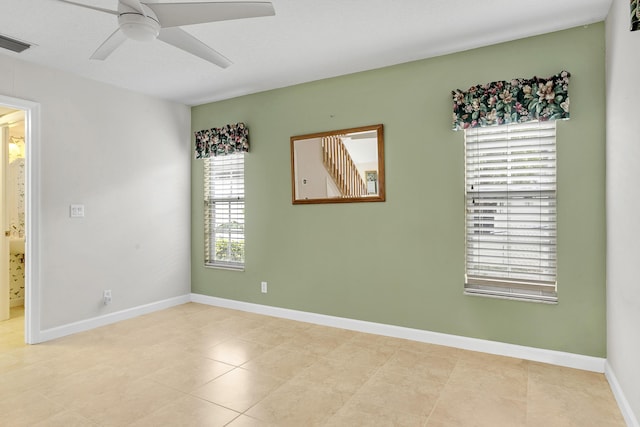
(118, 4), (160, 42)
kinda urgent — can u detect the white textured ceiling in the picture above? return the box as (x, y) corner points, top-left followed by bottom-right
(0, 0), (612, 106)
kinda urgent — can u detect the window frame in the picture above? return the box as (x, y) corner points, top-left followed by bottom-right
(464, 121), (558, 303)
(204, 153), (245, 270)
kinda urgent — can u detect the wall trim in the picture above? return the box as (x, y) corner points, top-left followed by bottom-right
(605, 361), (640, 427)
(191, 293), (606, 373)
(33, 293), (609, 374)
(37, 294), (190, 343)
(30, 294), (630, 419)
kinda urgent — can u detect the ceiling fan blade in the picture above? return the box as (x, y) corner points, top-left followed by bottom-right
(158, 27), (231, 68)
(121, 0), (148, 17)
(145, 1), (275, 28)
(57, 0), (118, 15)
(90, 29), (127, 60)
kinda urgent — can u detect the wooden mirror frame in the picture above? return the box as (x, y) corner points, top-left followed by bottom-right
(290, 124), (385, 204)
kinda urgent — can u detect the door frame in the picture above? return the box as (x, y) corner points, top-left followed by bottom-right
(1, 121), (8, 321)
(0, 94), (41, 344)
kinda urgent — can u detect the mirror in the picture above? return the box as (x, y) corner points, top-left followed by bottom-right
(291, 124), (385, 204)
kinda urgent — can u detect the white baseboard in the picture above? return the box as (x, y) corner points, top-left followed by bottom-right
(605, 361), (640, 427)
(30, 293), (629, 421)
(36, 294), (191, 343)
(190, 293), (606, 373)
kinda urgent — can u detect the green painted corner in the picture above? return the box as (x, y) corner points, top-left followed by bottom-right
(191, 23), (606, 357)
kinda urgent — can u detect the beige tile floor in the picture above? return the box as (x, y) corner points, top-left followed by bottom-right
(0, 303), (626, 426)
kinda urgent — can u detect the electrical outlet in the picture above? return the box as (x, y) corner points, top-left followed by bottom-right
(103, 289), (112, 305)
(261, 281), (267, 293)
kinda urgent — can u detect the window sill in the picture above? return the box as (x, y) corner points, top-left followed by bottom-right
(464, 289), (557, 304)
(204, 264), (245, 272)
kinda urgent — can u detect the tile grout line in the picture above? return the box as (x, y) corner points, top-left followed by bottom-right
(321, 345), (397, 425)
(422, 353), (462, 426)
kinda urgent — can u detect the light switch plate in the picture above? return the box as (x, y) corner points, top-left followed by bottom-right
(70, 204), (85, 218)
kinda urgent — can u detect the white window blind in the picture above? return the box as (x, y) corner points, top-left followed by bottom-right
(465, 121), (557, 302)
(204, 153), (245, 269)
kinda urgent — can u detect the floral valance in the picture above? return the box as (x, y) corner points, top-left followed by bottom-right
(452, 71), (570, 131)
(194, 122), (249, 158)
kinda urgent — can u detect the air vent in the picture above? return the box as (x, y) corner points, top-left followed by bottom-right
(0, 34), (30, 53)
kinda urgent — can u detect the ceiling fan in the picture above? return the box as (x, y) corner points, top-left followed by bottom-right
(57, 0), (275, 68)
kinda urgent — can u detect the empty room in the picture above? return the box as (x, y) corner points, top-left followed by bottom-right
(0, 0), (638, 425)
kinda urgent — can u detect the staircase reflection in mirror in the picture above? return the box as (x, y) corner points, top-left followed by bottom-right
(290, 124), (385, 204)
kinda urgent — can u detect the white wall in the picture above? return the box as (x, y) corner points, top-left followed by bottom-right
(294, 137), (338, 199)
(0, 55), (191, 330)
(606, 0), (640, 424)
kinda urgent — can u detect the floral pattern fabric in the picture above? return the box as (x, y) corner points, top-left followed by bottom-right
(452, 71), (570, 131)
(632, 0), (640, 31)
(194, 123), (249, 158)
(10, 253), (24, 305)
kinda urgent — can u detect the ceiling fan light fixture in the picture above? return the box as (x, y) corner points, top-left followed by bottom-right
(119, 14), (160, 42)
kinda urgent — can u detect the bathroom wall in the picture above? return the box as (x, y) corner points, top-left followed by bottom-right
(9, 253), (24, 306)
(8, 133), (25, 305)
(7, 141), (24, 238)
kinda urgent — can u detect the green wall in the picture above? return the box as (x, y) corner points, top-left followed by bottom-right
(191, 24), (606, 357)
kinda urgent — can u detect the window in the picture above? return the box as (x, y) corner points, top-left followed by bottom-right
(464, 121), (557, 302)
(204, 153), (245, 269)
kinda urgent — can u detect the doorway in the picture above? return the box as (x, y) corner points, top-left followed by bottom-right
(0, 95), (40, 344)
(1, 107), (25, 323)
